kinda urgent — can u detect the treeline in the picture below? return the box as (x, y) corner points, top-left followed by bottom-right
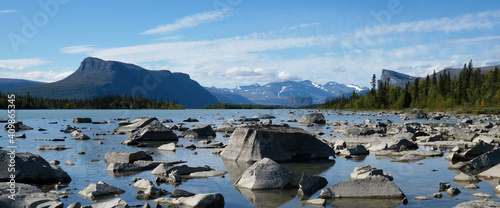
(0, 93), (184, 109)
(322, 60), (500, 113)
(202, 103), (288, 109)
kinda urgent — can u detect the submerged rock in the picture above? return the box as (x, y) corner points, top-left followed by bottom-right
(221, 125), (335, 162)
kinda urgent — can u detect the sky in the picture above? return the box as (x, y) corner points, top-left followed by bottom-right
(1, 0), (500, 88)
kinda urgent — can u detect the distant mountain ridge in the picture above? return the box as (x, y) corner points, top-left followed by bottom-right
(216, 80), (369, 106)
(0, 78), (45, 91)
(6, 57), (218, 108)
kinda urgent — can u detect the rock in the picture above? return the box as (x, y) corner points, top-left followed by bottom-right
(73, 117), (92, 123)
(168, 170), (181, 183)
(454, 200), (500, 208)
(183, 170), (228, 179)
(477, 163), (500, 178)
(471, 193), (493, 198)
(286, 119), (297, 122)
(3, 121), (33, 131)
(171, 189), (196, 198)
(446, 187), (461, 196)
(132, 179), (168, 197)
(181, 124), (216, 138)
(298, 173), (328, 196)
(0, 182), (63, 208)
(253, 114), (276, 119)
(151, 164), (212, 176)
(50, 160), (60, 166)
(221, 125), (334, 162)
(114, 117), (158, 133)
(473, 135), (495, 144)
(78, 181), (125, 200)
(104, 151), (153, 164)
(234, 158), (294, 189)
(0, 150), (71, 184)
(297, 198), (326, 207)
(132, 179), (155, 189)
(67, 202), (81, 208)
(401, 108), (427, 120)
(450, 128), (477, 141)
(350, 165), (393, 181)
(439, 182), (451, 191)
(453, 172), (480, 183)
(64, 160), (75, 166)
(464, 148), (500, 169)
(71, 131), (91, 140)
(62, 126), (78, 133)
(462, 141), (495, 157)
(87, 198), (129, 208)
(36, 145), (71, 151)
(123, 119), (178, 145)
(433, 192), (442, 198)
(393, 153), (424, 162)
(154, 193), (224, 208)
(297, 113), (326, 125)
(183, 118), (199, 122)
(318, 177), (406, 199)
(208, 141), (224, 147)
(413, 196), (430, 200)
(426, 134), (445, 142)
(158, 143), (176, 151)
(495, 185), (500, 193)
(445, 153), (466, 161)
(13, 133), (26, 138)
(463, 184), (479, 189)
(340, 145), (369, 156)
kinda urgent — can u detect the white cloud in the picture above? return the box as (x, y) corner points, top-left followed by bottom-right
(0, 59), (49, 70)
(0, 9), (17, 14)
(142, 9), (233, 35)
(155, 35), (183, 41)
(24, 70), (73, 82)
(60, 45), (97, 54)
(289, 22), (320, 30)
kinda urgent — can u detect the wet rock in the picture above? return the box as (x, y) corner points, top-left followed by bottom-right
(50, 160), (60, 166)
(477, 163), (500, 178)
(298, 173), (328, 196)
(168, 170), (181, 183)
(446, 187), (461, 196)
(73, 117), (92, 123)
(464, 148), (500, 169)
(318, 177), (406, 199)
(181, 124), (216, 138)
(234, 158), (294, 189)
(471, 193), (493, 198)
(495, 185), (500, 193)
(450, 128), (477, 141)
(105, 151), (153, 164)
(132, 179), (168, 198)
(473, 135), (495, 144)
(123, 119), (178, 145)
(36, 145), (71, 151)
(445, 153), (466, 161)
(340, 145), (369, 156)
(350, 165), (393, 181)
(221, 125), (334, 162)
(413, 196), (430, 200)
(433, 192), (442, 198)
(64, 161), (75, 166)
(67, 202), (81, 208)
(463, 184), (479, 190)
(392, 153), (424, 162)
(151, 164), (212, 176)
(426, 134), (446, 142)
(78, 181), (125, 200)
(183, 118), (199, 122)
(0, 183), (63, 208)
(157, 143), (176, 151)
(154, 193), (224, 208)
(297, 113), (326, 125)
(3, 121), (33, 131)
(453, 173), (480, 183)
(170, 189), (196, 198)
(454, 200), (500, 208)
(71, 131), (91, 140)
(91, 120), (107, 124)
(86, 198), (128, 208)
(253, 114), (276, 119)
(13, 133), (26, 138)
(183, 170), (227, 179)
(0, 150), (71, 184)
(439, 182), (451, 191)
(401, 108), (427, 120)
(62, 126), (78, 133)
(462, 141), (495, 157)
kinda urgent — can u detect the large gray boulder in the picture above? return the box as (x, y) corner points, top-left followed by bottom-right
(123, 119), (178, 145)
(298, 173), (328, 196)
(3, 121), (33, 131)
(0, 150), (71, 184)
(464, 148), (500, 169)
(340, 145), (369, 156)
(0, 183), (63, 208)
(401, 108), (427, 120)
(104, 151), (153, 164)
(154, 193), (224, 208)
(221, 125), (335, 162)
(181, 124), (216, 138)
(114, 117), (158, 133)
(298, 113), (326, 125)
(234, 158), (294, 189)
(78, 181), (125, 200)
(318, 177), (406, 199)
(462, 141), (496, 157)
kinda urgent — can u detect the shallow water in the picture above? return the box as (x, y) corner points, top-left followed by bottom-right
(1, 109), (499, 207)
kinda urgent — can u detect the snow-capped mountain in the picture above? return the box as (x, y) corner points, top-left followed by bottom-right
(215, 80), (369, 106)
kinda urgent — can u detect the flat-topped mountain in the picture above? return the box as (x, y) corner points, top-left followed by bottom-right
(6, 57), (218, 108)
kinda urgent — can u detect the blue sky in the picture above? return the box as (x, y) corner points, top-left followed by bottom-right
(1, 0), (500, 88)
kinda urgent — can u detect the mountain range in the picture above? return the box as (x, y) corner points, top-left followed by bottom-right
(5, 57), (218, 108)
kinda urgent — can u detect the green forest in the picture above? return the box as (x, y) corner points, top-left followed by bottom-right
(0, 94), (184, 109)
(322, 61), (500, 114)
(202, 103), (288, 109)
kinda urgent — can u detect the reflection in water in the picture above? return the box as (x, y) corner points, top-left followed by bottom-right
(326, 198), (403, 208)
(222, 159), (335, 207)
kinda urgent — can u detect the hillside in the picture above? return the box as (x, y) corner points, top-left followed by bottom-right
(0, 78), (45, 91)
